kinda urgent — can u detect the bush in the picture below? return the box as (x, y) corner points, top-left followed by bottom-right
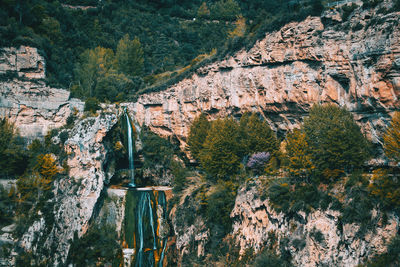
(252, 249), (293, 267)
(141, 128), (174, 170)
(66, 225), (122, 266)
(247, 152), (270, 175)
(364, 236), (400, 266)
(84, 97), (100, 113)
(368, 169), (400, 208)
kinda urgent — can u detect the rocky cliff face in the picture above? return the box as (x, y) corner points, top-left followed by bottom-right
(1, 2), (400, 266)
(0, 46), (84, 140)
(231, 180), (399, 267)
(133, 4), (400, 151)
(18, 111), (117, 265)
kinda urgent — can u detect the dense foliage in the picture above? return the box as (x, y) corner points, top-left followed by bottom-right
(67, 225), (122, 266)
(0, 118), (28, 178)
(188, 113), (278, 180)
(187, 113), (210, 161)
(1, 0), (325, 102)
(286, 104), (371, 182)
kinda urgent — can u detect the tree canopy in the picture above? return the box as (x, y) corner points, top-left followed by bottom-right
(288, 104), (371, 181)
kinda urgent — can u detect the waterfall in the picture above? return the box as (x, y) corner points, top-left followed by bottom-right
(124, 189), (169, 267)
(125, 110), (135, 187)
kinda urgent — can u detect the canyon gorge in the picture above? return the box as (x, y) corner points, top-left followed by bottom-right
(0, 1), (400, 266)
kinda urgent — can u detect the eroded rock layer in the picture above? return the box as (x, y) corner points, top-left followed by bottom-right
(133, 7), (400, 148)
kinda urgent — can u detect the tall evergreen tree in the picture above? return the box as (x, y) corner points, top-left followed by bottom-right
(303, 104), (370, 180)
(199, 118), (241, 180)
(187, 113), (211, 161)
(239, 112), (278, 157)
(115, 34), (144, 78)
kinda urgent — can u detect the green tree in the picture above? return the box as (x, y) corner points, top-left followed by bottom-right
(187, 113), (211, 161)
(285, 129), (315, 180)
(239, 113), (278, 157)
(211, 0), (241, 21)
(383, 111), (400, 163)
(303, 104), (370, 180)
(0, 118), (28, 178)
(74, 47), (115, 98)
(95, 71), (135, 102)
(199, 118), (241, 180)
(197, 2), (210, 18)
(115, 34), (144, 78)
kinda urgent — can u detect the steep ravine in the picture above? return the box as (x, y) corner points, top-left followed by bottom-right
(0, 2), (400, 266)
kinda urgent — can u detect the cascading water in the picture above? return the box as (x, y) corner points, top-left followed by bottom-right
(124, 189), (169, 267)
(125, 109), (135, 187)
(121, 108), (169, 267)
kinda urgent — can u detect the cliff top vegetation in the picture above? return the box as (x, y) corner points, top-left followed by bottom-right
(1, 0), (326, 102)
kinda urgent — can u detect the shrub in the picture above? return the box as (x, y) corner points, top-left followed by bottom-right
(141, 127), (174, 169)
(364, 236), (400, 266)
(204, 181), (238, 239)
(66, 225), (122, 266)
(247, 152), (270, 175)
(84, 97), (100, 113)
(0, 118), (28, 178)
(368, 169), (400, 207)
(252, 249), (293, 267)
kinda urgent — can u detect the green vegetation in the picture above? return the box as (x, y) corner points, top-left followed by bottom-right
(1, 0), (325, 103)
(188, 112), (278, 181)
(383, 111), (400, 163)
(0, 118), (29, 178)
(252, 249), (293, 267)
(66, 225), (122, 266)
(302, 104), (370, 181)
(187, 113), (210, 161)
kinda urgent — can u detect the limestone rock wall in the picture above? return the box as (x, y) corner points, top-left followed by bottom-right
(231, 180), (399, 267)
(0, 46), (84, 140)
(18, 112), (118, 265)
(132, 5), (400, 150)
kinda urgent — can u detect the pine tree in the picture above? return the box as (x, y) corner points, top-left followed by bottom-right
(383, 111), (400, 163)
(74, 47), (115, 98)
(285, 129), (315, 180)
(187, 113), (211, 161)
(303, 104), (370, 180)
(239, 113), (278, 157)
(199, 118), (241, 180)
(115, 34), (144, 78)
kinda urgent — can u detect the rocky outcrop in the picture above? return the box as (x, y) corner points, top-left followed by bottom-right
(133, 4), (400, 150)
(0, 46), (45, 80)
(231, 179), (399, 267)
(18, 111), (118, 265)
(0, 46), (84, 140)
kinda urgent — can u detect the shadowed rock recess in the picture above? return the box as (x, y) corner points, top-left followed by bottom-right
(0, 2), (400, 266)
